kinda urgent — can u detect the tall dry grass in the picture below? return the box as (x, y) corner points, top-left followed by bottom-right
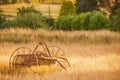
(0, 28), (120, 44)
(0, 28), (120, 80)
(0, 42), (120, 80)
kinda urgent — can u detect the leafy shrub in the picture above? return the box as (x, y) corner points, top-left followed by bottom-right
(17, 6), (41, 16)
(55, 11), (110, 30)
(78, 12), (91, 30)
(1, 13), (47, 29)
(110, 2), (120, 31)
(59, 0), (76, 16)
(55, 16), (76, 30)
(16, 13), (47, 29)
(111, 9), (120, 31)
(89, 11), (110, 30)
(0, 9), (6, 28)
(1, 6), (48, 29)
(0, 16), (6, 27)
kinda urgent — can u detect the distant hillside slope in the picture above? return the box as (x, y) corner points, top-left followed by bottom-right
(0, 0), (62, 4)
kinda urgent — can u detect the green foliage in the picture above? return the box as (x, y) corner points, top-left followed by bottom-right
(16, 13), (47, 29)
(59, 0), (76, 16)
(0, 9), (3, 13)
(17, 5), (41, 16)
(1, 13), (47, 29)
(111, 9), (120, 31)
(78, 12), (91, 30)
(55, 16), (76, 30)
(89, 11), (110, 30)
(110, 2), (120, 31)
(0, 16), (6, 26)
(1, 6), (48, 29)
(55, 11), (110, 30)
(0, 9), (6, 28)
(75, 0), (98, 14)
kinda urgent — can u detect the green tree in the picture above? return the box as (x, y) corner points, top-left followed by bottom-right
(0, 9), (6, 28)
(75, 0), (119, 14)
(59, 0), (76, 16)
(110, 2), (120, 31)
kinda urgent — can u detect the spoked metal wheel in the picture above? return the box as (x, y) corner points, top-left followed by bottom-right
(9, 47), (38, 74)
(46, 46), (70, 71)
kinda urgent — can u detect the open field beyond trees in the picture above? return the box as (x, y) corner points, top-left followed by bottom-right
(0, 28), (120, 80)
(0, 3), (61, 19)
(0, 1), (120, 80)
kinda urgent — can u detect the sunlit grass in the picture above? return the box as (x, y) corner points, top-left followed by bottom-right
(0, 28), (120, 44)
(0, 29), (120, 80)
(0, 3), (61, 19)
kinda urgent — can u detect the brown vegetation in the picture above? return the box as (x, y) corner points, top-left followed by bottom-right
(0, 28), (120, 80)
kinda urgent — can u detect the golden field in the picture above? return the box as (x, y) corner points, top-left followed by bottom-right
(0, 3), (61, 19)
(0, 28), (120, 80)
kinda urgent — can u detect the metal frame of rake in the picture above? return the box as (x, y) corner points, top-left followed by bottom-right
(9, 41), (70, 73)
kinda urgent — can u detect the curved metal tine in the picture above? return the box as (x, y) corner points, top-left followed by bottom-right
(56, 60), (66, 70)
(54, 48), (60, 57)
(55, 48), (64, 57)
(58, 57), (71, 67)
(51, 47), (55, 56)
(17, 49), (20, 55)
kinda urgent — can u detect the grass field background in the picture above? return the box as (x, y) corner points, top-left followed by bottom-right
(0, 3), (61, 19)
(0, 3), (120, 80)
(0, 28), (120, 80)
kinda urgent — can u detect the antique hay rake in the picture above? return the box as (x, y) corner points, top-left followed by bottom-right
(9, 41), (70, 73)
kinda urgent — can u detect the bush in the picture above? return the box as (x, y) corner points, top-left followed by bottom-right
(111, 9), (120, 31)
(78, 12), (91, 30)
(17, 6), (41, 16)
(55, 11), (110, 30)
(89, 11), (110, 30)
(1, 13), (47, 29)
(110, 2), (120, 31)
(0, 9), (6, 28)
(16, 13), (47, 29)
(0, 16), (6, 26)
(59, 0), (76, 16)
(1, 6), (48, 29)
(55, 16), (76, 30)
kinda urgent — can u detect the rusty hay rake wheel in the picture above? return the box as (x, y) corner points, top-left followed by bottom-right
(9, 47), (38, 73)
(46, 46), (70, 71)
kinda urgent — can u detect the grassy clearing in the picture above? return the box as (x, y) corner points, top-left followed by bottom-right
(0, 42), (120, 80)
(0, 28), (120, 80)
(0, 3), (61, 19)
(0, 28), (120, 44)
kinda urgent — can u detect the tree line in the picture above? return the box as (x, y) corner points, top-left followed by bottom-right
(0, 0), (120, 31)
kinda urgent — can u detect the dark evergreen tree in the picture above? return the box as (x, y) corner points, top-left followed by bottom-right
(75, 0), (98, 14)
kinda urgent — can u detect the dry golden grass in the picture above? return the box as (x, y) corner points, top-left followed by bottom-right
(0, 42), (120, 80)
(0, 28), (120, 44)
(0, 3), (61, 19)
(0, 28), (120, 80)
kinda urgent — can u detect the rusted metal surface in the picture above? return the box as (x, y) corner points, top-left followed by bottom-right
(9, 41), (70, 73)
